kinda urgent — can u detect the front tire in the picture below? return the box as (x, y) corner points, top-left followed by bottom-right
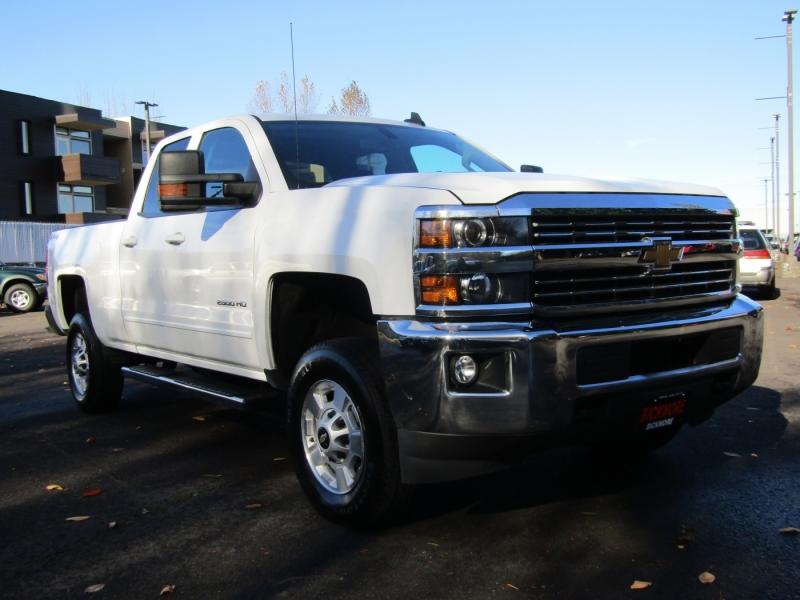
(288, 339), (406, 527)
(4, 282), (38, 313)
(67, 313), (123, 413)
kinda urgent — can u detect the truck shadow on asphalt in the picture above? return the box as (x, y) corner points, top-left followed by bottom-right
(403, 384), (790, 522)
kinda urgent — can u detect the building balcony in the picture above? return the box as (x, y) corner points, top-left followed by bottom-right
(57, 153), (120, 186)
(55, 111), (117, 131)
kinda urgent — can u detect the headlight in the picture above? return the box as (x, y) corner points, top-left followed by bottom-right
(419, 272), (529, 306)
(419, 217), (528, 248)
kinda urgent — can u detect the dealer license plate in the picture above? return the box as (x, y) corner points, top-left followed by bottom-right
(639, 392), (687, 431)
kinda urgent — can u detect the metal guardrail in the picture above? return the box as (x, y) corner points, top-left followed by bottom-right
(0, 221), (77, 264)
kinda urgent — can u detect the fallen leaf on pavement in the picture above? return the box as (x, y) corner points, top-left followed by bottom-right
(192, 416), (206, 422)
(750, 453), (759, 458)
(141, 508), (150, 515)
(66, 516), (91, 522)
(779, 527), (800, 535)
(723, 452), (741, 458)
(160, 584), (175, 595)
(82, 488), (102, 498)
(505, 583), (519, 591)
(85, 583), (105, 593)
(108, 521), (117, 529)
(46, 484), (64, 491)
(86, 437), (95, 444)
(245, 503), (262, 509)
(698, 571), (716, 584)
(427, 542), (439, 547)
(630, 580), (652, 590)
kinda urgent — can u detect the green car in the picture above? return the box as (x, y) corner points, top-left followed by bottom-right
(1, 262), (47, 313)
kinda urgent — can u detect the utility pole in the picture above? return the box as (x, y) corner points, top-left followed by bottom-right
(770, 136), (777, 230)
(784, 9), (796, 246)
(135, 100), (159, 165)
(775, 114), (781, 237)
(763, 178), (771, 228)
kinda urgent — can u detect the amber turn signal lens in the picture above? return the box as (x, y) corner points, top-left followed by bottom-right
(420, 275), (460, 305)
(420, 220), (452, 248)
(158, 183), (189, 198)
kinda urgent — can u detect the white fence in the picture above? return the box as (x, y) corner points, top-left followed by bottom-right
(0, 221), (77, 264)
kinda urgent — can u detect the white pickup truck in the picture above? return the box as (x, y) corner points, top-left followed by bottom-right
(46, 114), (763, 525)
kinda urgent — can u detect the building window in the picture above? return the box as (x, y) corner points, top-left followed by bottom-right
(55, 127), (92, 155)
(57, 184), (94, 213)
(20, 120), (31, 155)
(22, 182), (33, 214)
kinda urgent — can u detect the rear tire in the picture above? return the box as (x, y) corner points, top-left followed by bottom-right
(287, 338), (407, 527)
(4, 282), (38, 313)
(67, 312), (123, 413)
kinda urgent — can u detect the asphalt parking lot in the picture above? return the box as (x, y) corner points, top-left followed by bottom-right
(1, 260), (799, 600)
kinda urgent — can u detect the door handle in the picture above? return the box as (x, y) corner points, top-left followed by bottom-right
(121, 235), (138, 248)
(165, 232), (185, 246)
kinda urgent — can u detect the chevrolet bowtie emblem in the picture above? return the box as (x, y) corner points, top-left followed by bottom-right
(639, 238), (683, 271)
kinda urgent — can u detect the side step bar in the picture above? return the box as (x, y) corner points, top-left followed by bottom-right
(121, 364), (269, 408)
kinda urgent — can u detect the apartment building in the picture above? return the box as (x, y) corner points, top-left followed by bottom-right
(0, 89), (184, 222)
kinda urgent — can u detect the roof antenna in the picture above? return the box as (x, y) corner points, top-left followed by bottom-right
(404, 112), (426, 126)
(290, 22), (300, 189)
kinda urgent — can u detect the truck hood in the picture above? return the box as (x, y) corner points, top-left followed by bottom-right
(326, 172), (726, 204)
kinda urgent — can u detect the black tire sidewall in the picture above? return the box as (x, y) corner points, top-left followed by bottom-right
(66, 313), (121, 412)
(5, 283), (36, 313)
(288, 343), (396, 522)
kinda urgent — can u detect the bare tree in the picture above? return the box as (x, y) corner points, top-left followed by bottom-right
(249, 80), (273, 116)
(328, 81), (371, 116)
(76, 83), (91, 108)
(103, 87), (129, 117)
(277, 71), (292, 113)
(250, 74), (366, 116)
(297, 75), (319, 114)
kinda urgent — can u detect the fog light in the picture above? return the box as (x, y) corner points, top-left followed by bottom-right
(452, 355), (478, 385)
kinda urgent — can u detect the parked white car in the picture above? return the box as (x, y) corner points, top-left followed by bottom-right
(738, 225), (776, 297)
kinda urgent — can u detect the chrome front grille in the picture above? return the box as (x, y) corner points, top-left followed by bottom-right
(414, 196), (741, 319)
(532, 260), (736, 308)
(531, 212), (735, 246)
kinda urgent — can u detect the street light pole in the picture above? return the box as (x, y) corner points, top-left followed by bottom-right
(135, 100), (159, 165)
(770, 136), (776, 230)
(763, 178), (770, 228)
(783, 9), (796, 246)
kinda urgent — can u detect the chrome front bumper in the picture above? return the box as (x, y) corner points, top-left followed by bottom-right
(377, 295), (763, 483)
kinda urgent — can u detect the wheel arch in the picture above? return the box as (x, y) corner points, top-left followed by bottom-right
(57, 274), (88, 326)
(267, 272), (378, 387)
(1, 276), (37, 297)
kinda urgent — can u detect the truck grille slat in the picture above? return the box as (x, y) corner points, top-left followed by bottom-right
(532, 260), (736, 306)
(531, 213), (735, 246)
(529, 210), (737, 312)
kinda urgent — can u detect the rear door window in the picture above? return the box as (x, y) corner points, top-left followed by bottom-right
(740, 229), (766, 250)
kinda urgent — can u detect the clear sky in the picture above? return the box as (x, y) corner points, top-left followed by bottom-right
(1, 0), (797, 231)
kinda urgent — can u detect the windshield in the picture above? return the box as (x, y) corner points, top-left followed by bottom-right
(261, 121), (512, 189)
